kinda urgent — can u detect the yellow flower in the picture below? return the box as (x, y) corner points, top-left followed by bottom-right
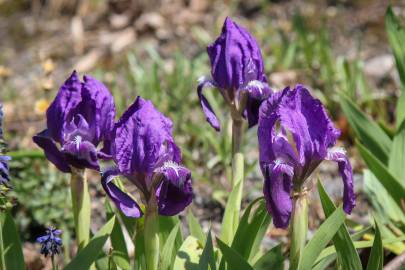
(35, 99), (50, 115)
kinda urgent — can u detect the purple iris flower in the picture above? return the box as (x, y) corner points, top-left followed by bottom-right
(101, 96), (193, 217)
(36, 227), (62, 257)
(33, 71), (115, 172)
(258, 85), (355, 228)
(198, 17), (271, 130)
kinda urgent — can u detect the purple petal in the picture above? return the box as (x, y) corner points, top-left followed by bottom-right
(36, 235), (49, 243)
(62, 139), (99, 171)
(112, 96), (178, 175)
(156, 162), (193, 216)
(279, 85), (340, 166)
(69, 75), (116, 145)
(101, 168), (143, 218)
(207, 17), (266, 90)
(197, 77), (221, 131)
(243, 80), (272, 128)
(262, 161), (294, 228)
(326, 148), (356, 214)
(46, 71), (82, 143)
(33, 130), (71, 173)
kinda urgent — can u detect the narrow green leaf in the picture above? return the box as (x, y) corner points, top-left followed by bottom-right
(366, 222), (383, 270)
(253, 245), (284, 270)
(316, 235), (405, 263)
(159, 216), (182, 251)
(299, 207), (346, 270)
(160, 222), (181, 270)
(198, 230), (216, 270)
(339, 93), (392, 164)
(357, 141), (405, 209)
(220, 179), (243, 245)
(389, 121), (405, 184)
(216, 238), (254, 270)
(396, 92), (405, 129)
(173, 236), (203, 270)
(317, 180), (362, 270)
(188, 210), (206, 244)
(105, 201), (130, 270)
(386, 6), (405, 90)
(1, 211), (24, 270)
(231, 198), (271, 262)
(64, 217), (116, 270)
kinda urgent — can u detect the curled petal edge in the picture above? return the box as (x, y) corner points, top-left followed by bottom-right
(326, 148), (356, 214)
(197, 76), (221, 131)
(101, 168), (143, 218)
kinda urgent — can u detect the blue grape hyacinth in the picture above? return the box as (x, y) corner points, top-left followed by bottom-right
(36, 227), (62, 257)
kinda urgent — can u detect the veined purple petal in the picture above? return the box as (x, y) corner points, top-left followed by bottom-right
(112, 96), (178, 175)
(33, 129), (71, 173)
(326, 148), (356, 214)
(156, 162), (193, 216)
(197, 76), (221, 131)
(207, 17), (266, 90)
(262, 161), (294, 228)
(101, 168), (143, 218)
(278, 85), (340, 174)
(70, 75), (115, 145)
(46, 71), (82, 143)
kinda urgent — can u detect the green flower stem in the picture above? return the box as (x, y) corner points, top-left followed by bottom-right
(289, 190), (309, 270)
(51, 255), (57, 270)
(144, 192), (159, 270)
(231, 119), (243, 161)
(70, 168), (91, 251)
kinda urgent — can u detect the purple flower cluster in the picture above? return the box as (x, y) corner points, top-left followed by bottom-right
(34, 72), (193, 217)
(258, 86), (355, 228)
(33, 71), (115, 172)
(36, 227), (62, 257)
(198, 17), (272, 130)
(198, 18), (356, 228)
(102, 97), (193, 217)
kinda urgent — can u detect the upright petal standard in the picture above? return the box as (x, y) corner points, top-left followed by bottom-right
(258, 85), (355, 228)
(33, 71), (116, 172)
(102, 96), (193, 217)
(198, 17), (271, 130)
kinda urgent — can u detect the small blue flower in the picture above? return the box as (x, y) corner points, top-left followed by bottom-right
(36, 227), (62, 257)
(0, 156), (11, 186)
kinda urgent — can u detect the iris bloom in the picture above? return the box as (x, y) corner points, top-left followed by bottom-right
(33, 71), (115, 172)
(36, 227), (62, 257)
(102, 97), (193, 217)
(198, 17), (271, 131)
(258, 85), (355, 228)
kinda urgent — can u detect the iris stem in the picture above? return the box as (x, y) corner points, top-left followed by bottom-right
(231, 119), (244, 161)
(289, 190), (308, 270)
(144, 191), (159, 270)
(70, 168), (91, 251)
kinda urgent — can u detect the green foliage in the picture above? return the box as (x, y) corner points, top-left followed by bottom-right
(386, 7), (405, 91)
(198, 230), (216, 270)
(216, 238), (254, 270)
(366, 222), (383, 270)
(318, 180), (362, 270)
(64, 216), (115, 270)
(1, 211), (24, 270)
(299, 207), (345, 270)
(173, 236), (203, 270)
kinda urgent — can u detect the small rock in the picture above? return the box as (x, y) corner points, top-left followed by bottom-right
(364, 54), (394, 79)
